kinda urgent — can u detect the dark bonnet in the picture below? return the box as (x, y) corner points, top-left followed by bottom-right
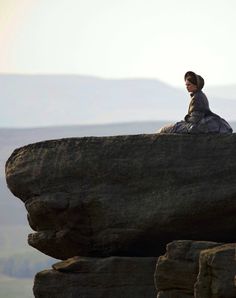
(184, 71), (204, 90)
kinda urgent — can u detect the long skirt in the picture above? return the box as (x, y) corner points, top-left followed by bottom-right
(158, 114), (233, 134)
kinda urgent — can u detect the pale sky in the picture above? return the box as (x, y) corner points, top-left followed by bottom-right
(0, 0), (236, 86)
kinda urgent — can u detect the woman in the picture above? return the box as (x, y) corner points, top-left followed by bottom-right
(159, 71), (233, 133)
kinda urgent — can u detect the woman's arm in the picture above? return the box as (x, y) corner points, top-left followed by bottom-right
(185, 91), (210, 123)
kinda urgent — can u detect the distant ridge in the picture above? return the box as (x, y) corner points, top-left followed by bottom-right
(0, 74), (235, 128)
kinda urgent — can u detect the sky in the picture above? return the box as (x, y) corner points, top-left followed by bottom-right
(0, 0), (236, 87)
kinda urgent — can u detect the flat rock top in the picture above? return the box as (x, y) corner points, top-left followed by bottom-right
(6, 133), (236, 200)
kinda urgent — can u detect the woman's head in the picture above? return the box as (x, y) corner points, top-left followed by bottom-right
(184, 71), (204, 93)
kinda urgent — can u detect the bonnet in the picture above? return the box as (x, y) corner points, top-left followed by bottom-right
(184, 71), (204, 90)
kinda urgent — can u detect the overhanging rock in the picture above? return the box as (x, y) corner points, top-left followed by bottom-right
(5, 134), (236, 259)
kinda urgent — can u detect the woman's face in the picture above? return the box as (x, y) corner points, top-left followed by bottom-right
(185, 79), (198, 93)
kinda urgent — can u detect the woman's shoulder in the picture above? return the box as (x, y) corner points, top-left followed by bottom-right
(188, 90), (210, 112)
(193, 90), (207, 97)
(191, 90), (208, 102)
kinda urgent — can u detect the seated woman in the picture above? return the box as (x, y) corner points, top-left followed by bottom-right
(159, 71), (233, 134)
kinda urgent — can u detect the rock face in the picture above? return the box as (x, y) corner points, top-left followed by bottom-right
(5, 134), (236, 259)
(33, 256), (157, 298)
(155, 240), (222, 297)
(6, 134), (236, 298)
(195, 243), (236, 298)
(155, 240), (236, 298)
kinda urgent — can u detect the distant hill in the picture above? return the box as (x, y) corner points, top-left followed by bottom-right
(1, 74), (236, 128)
(0, 74), (185, 127)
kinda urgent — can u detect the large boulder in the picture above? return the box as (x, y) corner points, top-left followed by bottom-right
(5, 134), (236, 259)
(33, 256), (157, 298)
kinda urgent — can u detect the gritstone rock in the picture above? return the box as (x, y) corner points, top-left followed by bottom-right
(154, 240), (222, 297)
(195, 243), (236, 298)
(33, 256), (157, 298)
(5, 134), (236, 259)
(155, 241), (236, 298)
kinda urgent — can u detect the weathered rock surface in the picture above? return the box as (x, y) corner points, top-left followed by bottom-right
(157, 290), (193, 298)
(5, 134), (236, 259)
(33, 256), (157, 298)
(195, 243), (236, 298)
(155, 241), (236, 298)
(155, 240), (222, 297)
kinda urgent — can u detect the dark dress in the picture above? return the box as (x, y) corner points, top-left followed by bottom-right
(159, 84), (232, 134)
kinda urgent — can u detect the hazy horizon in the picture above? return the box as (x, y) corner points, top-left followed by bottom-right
(1, 74), (236, 128)
(2, 73), (236, 88)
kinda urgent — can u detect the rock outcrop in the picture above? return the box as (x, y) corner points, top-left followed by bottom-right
(155, 240), (236, 298)
(33, 256), (157, 298)
(5, 134), (236, 259)
(5, 133), (236, 298)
